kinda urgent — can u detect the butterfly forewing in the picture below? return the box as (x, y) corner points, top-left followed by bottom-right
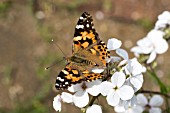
(73, 12), (99, 53)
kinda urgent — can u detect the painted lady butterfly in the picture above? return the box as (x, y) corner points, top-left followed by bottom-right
(55, 12), (110, 90)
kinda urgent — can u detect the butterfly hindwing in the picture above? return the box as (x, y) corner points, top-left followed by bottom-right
(55, 63), (83, 90)
(55, 66), (104, 90)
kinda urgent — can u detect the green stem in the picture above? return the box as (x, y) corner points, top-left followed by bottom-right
(147, 69), (167, 93)
(147, 67), (169, 111)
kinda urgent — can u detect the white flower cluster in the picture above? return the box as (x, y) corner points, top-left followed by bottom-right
(53, 38), (146, 113)
(53, 11), (169, 113)
(115, 94), (164, 113)
(131, 11), (169, 64)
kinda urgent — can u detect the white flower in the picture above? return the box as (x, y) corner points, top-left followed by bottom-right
(107, 38), (122, 51)
(53, 94), (62, 112)
(107, 38), (127, 60)
(125, 58), (145, 91)
(68, 80), (101, 108)
(99, 72), (134, 106)
(131, 37), (153, 54)
(119, 105), (144, 113)
(115, 96), (144, 113)
(115, 105), (144, 113)
(136, 94), (164, 113)
(131, 29), (168, 63)
(53, 92), (73, 112)
(116, 48), (129, 60)
(107, 38), (128, 64)
(86, 104), (102, 113)
(155, 11), (170, 29)
(61, 92), (73, 103)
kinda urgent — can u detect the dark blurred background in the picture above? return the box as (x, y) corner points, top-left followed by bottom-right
(0, 0), (170, 113)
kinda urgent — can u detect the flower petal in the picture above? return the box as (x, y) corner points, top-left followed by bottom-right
(107, 38), (122, 51)
(149, 95), (164, 107)
(109, 56), (122, 63)
(87, 80), (101, 96)
(155, 38), (168, 54)
(118, 59), (128, 68)
(73, 91), (89, 108)
(131, 46), (144, 54)
(129, 95), (137, 107)
(129, 58), (144, 75)
(86, 80), (101, 88)
(61, 92), (73, 103)
(114, 105), (125, 112)
(111, 72), (126, 88)
(136, 94), (148, 106)
(130, 74), (143, 91)
(117, 85), (134, 100)
(99, 81), (113, 96)
(155, 11), (170, 29)
(116, 48), (129, 60)
(149, 107), (162, 113)
(137, 37), (151, 48)
(106, 89), (120, 106)
(147, 30), (168, 54)
(68, 83), (83, 92)
(53, 95), (62, 112)
(147, 51), (156, 64)
(133, 105), (145, 113)
(147, 30), (164, 40)
(86, 104), (102, 113)
(137, 37), (153, 54)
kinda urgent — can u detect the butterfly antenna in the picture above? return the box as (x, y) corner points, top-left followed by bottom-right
(45, 59), (63, 70)
(45, 39), (67, 70)
(51, 39), (67, 57)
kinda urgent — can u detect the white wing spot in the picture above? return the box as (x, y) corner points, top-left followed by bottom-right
(57, 77), (64, 82)
(76, 25), (84, 29)
(57, 77), (61, 79)
(74, 36), (82, 41)
(86, 24), (89, 28)
(65, 82), (69, 85)
(80, 16), (84, 20)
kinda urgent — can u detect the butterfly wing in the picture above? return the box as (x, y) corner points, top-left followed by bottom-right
(55, 12), (110, 90)
(72, 12), (100, 53)
(73, 12), (110, 67)
(55, 63), (104, 90)
(55, 63), (84, 90)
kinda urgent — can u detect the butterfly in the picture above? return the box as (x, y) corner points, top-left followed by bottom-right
(55, 12), (110, 90)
